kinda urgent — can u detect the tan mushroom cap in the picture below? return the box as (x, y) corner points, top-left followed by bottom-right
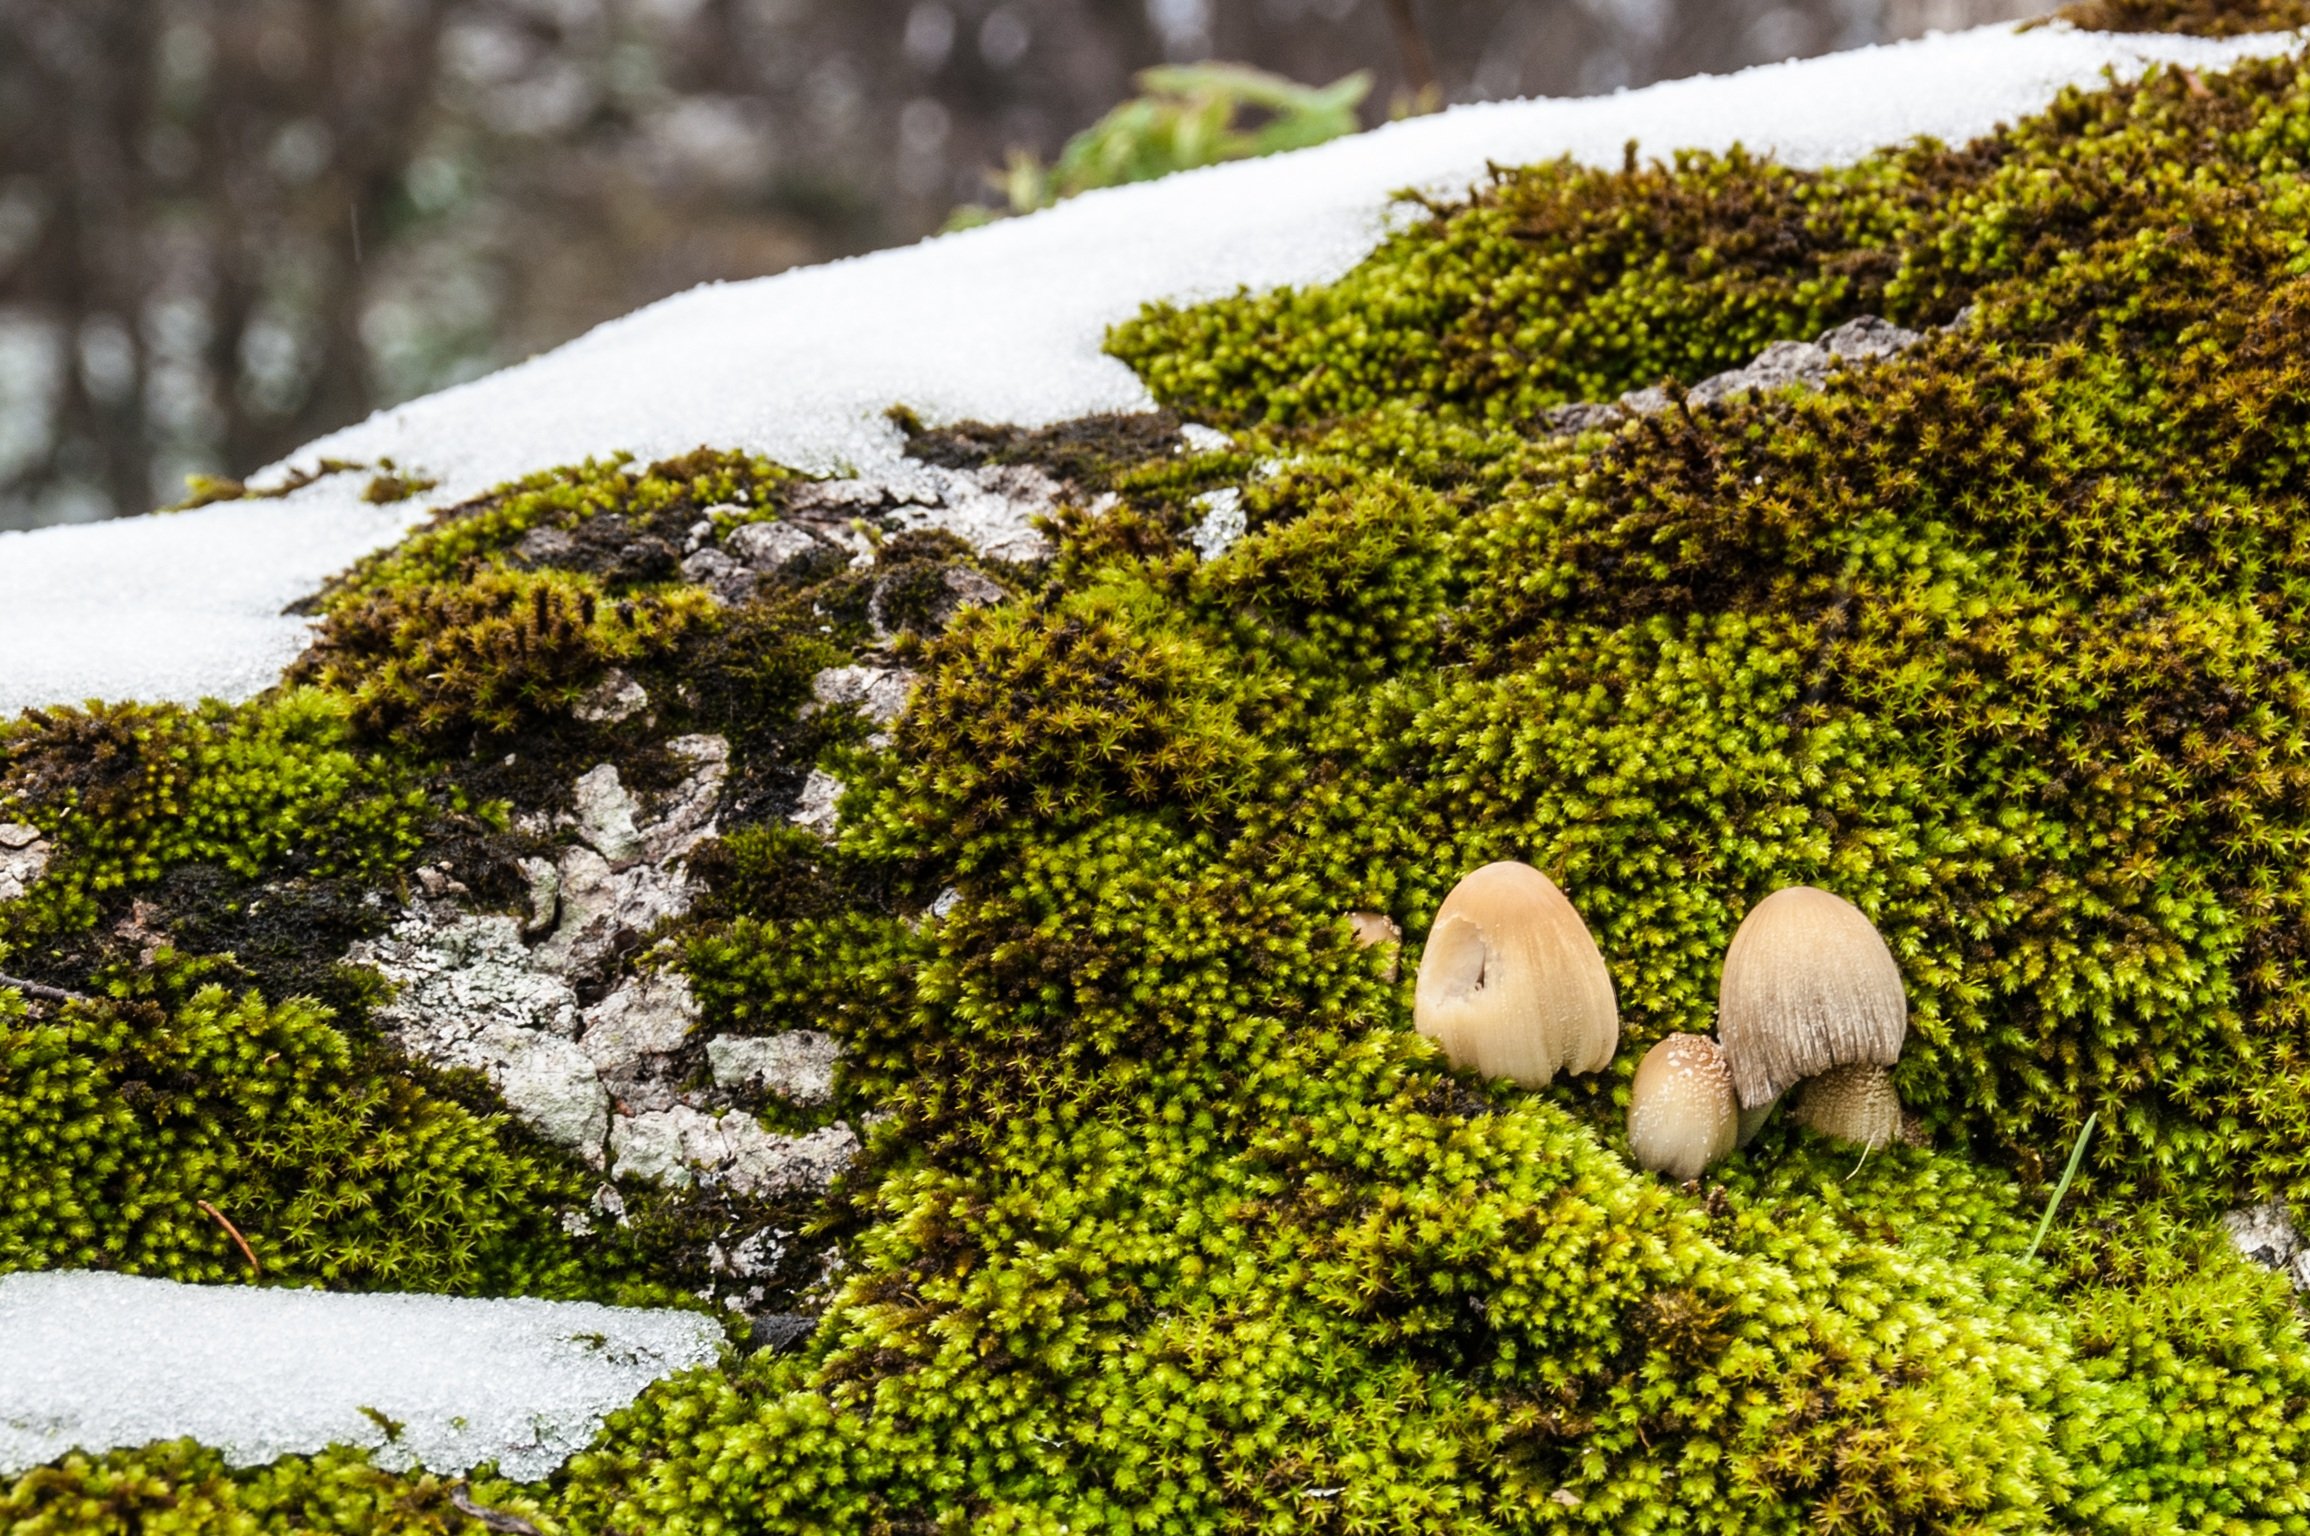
(1628, 1034), (1739, 1181)
(1413, 861), (1618, 1087)
(1791, 1062), (1902, 1150)
(1717, 885), (1905, 1110)
(1348, 910), (1404, 981)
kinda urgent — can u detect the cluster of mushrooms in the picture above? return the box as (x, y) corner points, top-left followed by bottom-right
(1403, 862), (1907, 1182)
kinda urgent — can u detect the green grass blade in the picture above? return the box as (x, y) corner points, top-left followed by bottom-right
(2024, 1112), (2099, 1264)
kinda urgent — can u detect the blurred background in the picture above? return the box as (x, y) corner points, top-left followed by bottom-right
(0, 0), (2051, 530)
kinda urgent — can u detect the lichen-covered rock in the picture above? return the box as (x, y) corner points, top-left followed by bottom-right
(808, 665), (916, 728)
(707, 1029), (840, 1107)
(608, 1106), (859, 1196)
(0, 822), (49, 903)
(354, 912), (583, 1044)
(581, 971), (701, 1113)
(788, 768), (843, 839)
(2223, 1201), (2310, 1293)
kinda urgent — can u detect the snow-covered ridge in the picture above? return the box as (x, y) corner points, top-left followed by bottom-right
(0, 1270), (722, 1479)
(0, 23), (2293, 718)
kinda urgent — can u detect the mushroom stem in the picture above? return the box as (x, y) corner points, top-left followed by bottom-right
(1790, 1062), (1901, 1150)
(1736, 1097), (1777, 1148)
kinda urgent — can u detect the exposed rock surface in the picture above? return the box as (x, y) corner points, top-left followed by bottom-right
(680, 460), (1057, 608)
(789, 768), (844, 840)
(789, 461), (1059, 564)
(2222, 1202), (2310, 1294)
(609, 1109), (859, 1197)
(582, 971), (701, 1114)
(572, 669), (650, 725)
(808, 665), (917, 729)
(351, 733), (860, 1222)
(1542, 315), (1927, 435)
(708, 1030), (840, 1108)
(533, 735), (726, 979)
(0, 823), (51, 903)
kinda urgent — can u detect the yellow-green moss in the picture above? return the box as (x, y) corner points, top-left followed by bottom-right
(13, 44), (2310, 1536)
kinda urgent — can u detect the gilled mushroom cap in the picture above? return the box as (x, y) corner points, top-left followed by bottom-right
(1717, 885), (1905, 1109)
(1627, 1034), (1739, 1181)
(1413, 861), (1617, 1087)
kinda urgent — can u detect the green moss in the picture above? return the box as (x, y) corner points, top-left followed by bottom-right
(289, 564), (713, 745)
(2050, 0), (2310, 34)
(0, 979), (594, 1293)
(0, 1442), (559, 1535)
(16, 45), (2310, 1536)
(0, 690), (426, 956)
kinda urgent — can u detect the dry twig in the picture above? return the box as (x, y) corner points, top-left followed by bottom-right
(196, 1199), (263, 1276)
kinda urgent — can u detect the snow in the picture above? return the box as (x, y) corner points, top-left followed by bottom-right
(0, 22), (2296, 720)
(0, 1270), (724, 1479)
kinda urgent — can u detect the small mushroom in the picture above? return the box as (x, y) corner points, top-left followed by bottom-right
(1717, 885), (1906, 1149)
(1627, 1034), (1739, 1180)
(1413, 861), (1617, 1087)
(1347, 910), (1403, 981)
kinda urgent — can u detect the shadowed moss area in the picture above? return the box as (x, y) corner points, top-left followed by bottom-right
(2052, 0), (2310, 35)
(14, 46), (2310, 1536)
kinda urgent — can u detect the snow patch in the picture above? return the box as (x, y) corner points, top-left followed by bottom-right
(0, 1270), (722, 1479)
(1, 25), (2293, 716)
(1188, 488), (1246, 562)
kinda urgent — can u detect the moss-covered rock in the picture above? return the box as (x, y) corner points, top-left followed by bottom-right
(11, 21), (2310, 1535)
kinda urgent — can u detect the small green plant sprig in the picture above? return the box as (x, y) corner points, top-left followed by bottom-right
(951, 62), (1371, 228)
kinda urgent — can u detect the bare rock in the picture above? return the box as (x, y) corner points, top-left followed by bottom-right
(789, 462), (1058, 564)
(535, 740), (726, 976)
(679, 546), (755, 605)
(608, 1108), (859, 1197)
(708, 1031), (840, 1108)
(2220, 1202), (2310, 1293)
(0, 824), (51, 903)
(350, 912), (607, 1160)
(518, 856), (561, 938)
(533, 846), (694, 978)
(789, 770), (843, 840)
(477, 1024), (612, 1163)
(1818, 315), (1923, 360)
(571, 764), (645, 869)
(1533, 400), (1629, 436)
(574, 670), (650, 725)
(710, 1228), (790, 1282)
(1551, 315), (1928, 438)
(726, 520), (827, 574)
(583, 972), (702, 1112)
(355, 912), (582, 1043)
(641, 735), (728, 863)
(723, 1119), (861, 1199)
(808, 665), (916, 729)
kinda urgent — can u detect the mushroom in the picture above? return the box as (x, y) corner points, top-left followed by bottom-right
(1347, 910), (1403, 981)
(1788, 1062), (1903, 1150)
(1627, 1034), (1739, 1180)
(1716, 885), (1906, 1149)
(1413, 861), (1617, 1086)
